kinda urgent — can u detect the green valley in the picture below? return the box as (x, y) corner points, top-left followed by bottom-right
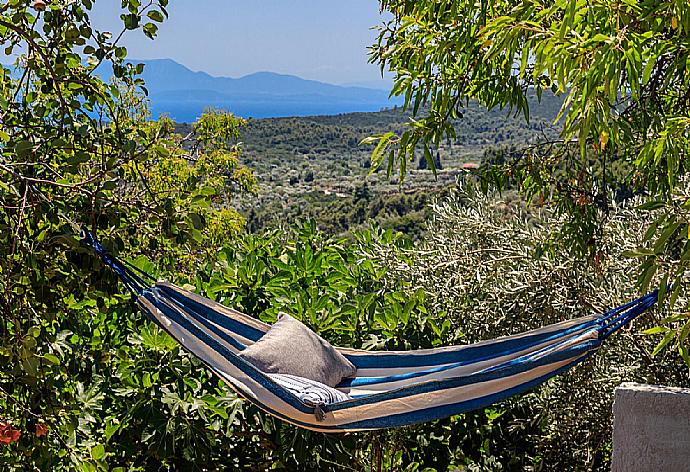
(175, 90), (563, 236)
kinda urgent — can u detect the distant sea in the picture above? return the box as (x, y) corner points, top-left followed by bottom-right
(149, 99), (400, 121)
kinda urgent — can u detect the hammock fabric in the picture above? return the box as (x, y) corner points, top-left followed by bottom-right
(83, 231), (658, 432)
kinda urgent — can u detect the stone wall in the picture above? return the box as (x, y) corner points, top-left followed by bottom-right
(612, 382), (690, 472)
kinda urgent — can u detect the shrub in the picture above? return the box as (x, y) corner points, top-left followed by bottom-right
(363, 185), (688, 469)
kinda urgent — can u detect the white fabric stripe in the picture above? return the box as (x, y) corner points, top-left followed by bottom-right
(320, 330), (599, 428)
(346, 321), (596, 380)
(150, 290), (245, 355)
(328, 351), (594, 430)
(343, 325), (594, 395)
(140, 294), (599, 432)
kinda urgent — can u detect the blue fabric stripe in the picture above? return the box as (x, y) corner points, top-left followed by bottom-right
(156, 284), (265, 342)
(233, 341), (599, 431)
(82, 231), (148, 296)
(328, 338), (601, 412)
(337, 350), (596, 430)
(340, 325), (594, 388)
(597, 291), (657, 325)
(342, 361), (473, 388)
(264, 341), (598, 431)
(480, 330), (597, 374)
(141, 289), (314, 415)
(343, 318), (597, 370)
(344, 292), (657, 372)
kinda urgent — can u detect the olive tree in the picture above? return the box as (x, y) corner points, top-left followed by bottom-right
(362, 184), (689, 468)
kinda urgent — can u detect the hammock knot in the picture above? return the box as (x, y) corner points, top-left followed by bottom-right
(314, 404), (325, 422)
(303, 399), (326, 421)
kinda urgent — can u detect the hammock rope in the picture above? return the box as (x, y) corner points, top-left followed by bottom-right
(81, 230), (658, 432)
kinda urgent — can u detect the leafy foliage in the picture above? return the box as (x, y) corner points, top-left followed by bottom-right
(365, 184), (689, 469)
(214, 95), (561, 236)
(0, 1), (252, 469)
(246, 183), (445, 240)
(372, 0), (690, 362)
(2, 209), (535, 470)
(2, 0), (687, 470)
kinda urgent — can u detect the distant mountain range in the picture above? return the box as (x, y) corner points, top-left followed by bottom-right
(101, 59), (401, 121)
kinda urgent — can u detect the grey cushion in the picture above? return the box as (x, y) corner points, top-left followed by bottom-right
(238, 313), (356, 387)
(268, 373), (350, 405)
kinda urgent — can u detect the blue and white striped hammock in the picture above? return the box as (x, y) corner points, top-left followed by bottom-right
(83, 231), (658, 432)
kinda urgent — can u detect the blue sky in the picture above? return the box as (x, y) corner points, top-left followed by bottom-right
(89, 0), (391, 87)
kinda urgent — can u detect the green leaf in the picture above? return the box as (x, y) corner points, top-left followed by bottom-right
(621, 249), (655, 258)
(146, 10), (165, 22)
(654, 222), (680, 254)
(104, 421), (120, 442)
(154, 144), (170, 157)
(640, 263), (657, 291)
(642, 55), (657, 85)
(370, 132), (395, 172)
(42, 353), (60, 365)
(91, 444), (105, 460)
(143, 22), (158, 39)
(14, 139), (34, 158)
(659, 268), (670, 297)
(679, 343), (690, 367)
(651, 331), (675, 356)
(637, 200), (666, 211)
(641, 326), (669, 335)
(678, 320), (690, 343)
(114, 46), (127, 60)
(121, 13), (140, 30)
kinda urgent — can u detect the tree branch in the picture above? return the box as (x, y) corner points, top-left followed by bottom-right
(0, 18), (68, 114)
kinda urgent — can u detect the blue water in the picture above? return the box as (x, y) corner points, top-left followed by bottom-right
(150, 98), (404, 122)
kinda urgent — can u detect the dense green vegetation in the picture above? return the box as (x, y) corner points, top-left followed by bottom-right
(364, 186), (688, 469)
(372, 0), (690, 360)
(244, 184), (440, 239)
(1, 0), (688, 471)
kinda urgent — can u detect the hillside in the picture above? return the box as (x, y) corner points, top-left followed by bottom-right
(176, 90), (564, 236)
